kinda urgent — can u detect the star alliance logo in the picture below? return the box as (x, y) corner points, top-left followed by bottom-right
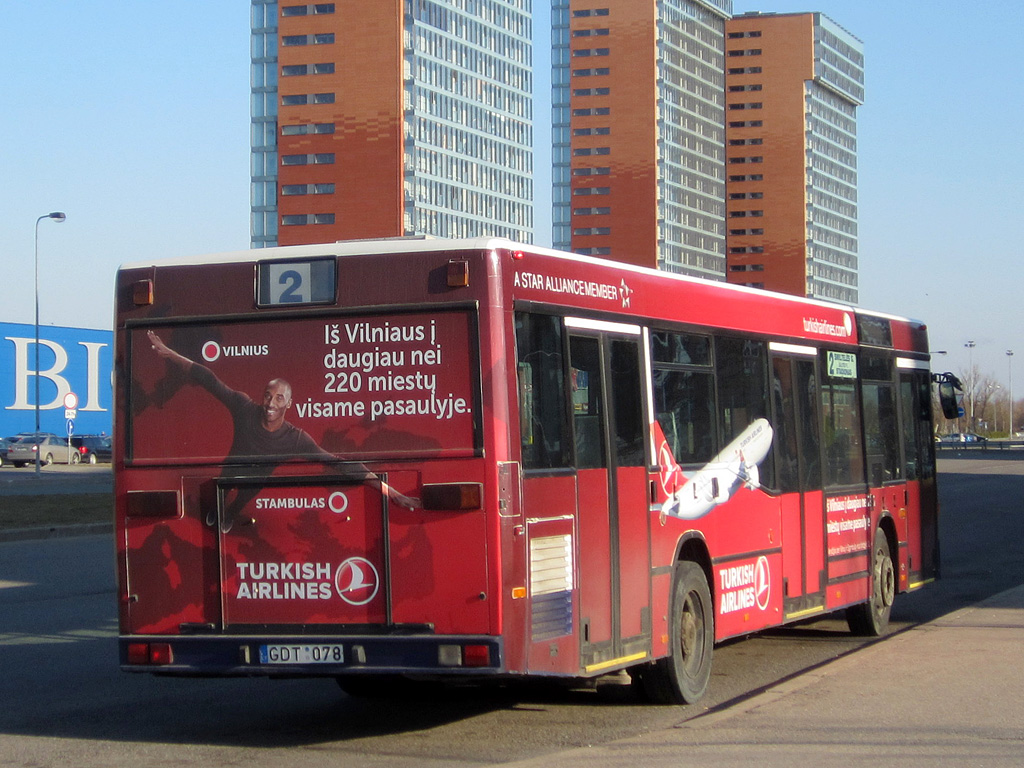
(620, 280), (633, 308)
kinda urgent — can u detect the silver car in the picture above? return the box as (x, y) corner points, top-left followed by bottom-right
(7, 433), (77, 467)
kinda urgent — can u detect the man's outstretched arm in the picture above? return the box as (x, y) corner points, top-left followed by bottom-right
(148, 330), (194, 371)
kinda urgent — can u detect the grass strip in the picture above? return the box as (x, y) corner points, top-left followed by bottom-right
(0, 494), (112, 530)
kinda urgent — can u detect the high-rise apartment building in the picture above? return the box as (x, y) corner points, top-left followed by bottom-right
(724, 12), (864, 303)
(552, 0), (731, 276)
(251, 0), (533, 248)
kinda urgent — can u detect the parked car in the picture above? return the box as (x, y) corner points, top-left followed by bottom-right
(0, 436), (13, 467)
(940, 432), (987, 444)
(70, 434), (112, 464)
(6, 433), (76, 466)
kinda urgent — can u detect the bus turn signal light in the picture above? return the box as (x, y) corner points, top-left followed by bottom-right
(421, 482), (482, 511)
(447, 259), (469, 287)
(133, 279), (154, 306)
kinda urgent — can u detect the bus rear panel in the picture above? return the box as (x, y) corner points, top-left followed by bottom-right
(116, 244), (504, 679)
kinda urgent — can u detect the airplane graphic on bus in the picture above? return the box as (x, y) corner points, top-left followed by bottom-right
(657, 418), (774, 522)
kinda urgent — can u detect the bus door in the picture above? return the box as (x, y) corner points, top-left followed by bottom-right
(566, 318), (650, 672)
(899, 364), (940, 586)
(770, 346), (826, 620)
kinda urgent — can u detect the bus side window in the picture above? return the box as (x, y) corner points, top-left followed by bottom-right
(716, 336), (773, 483)
(515, 313), (570, 470)
(650, 330), (715, 466)
(609, 339), (645, 467)
(652, 368), (715, 466)
(861, 354), (901, 486)
(901, 370), (935, 481)
(570, 336), (607, 469)
(820, 352), (865, 488)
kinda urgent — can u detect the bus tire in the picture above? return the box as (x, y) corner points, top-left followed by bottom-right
(847, 528), (895, 636)
(639, 561), (714, 705)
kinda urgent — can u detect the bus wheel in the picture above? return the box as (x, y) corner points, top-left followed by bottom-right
(638, 561), (713, 705)
(847, 528), (895, 636)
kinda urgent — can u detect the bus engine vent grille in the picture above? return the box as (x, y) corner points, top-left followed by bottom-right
(529, 534), (574, 641)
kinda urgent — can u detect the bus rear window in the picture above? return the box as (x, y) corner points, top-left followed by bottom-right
(128, 311), (478, 463)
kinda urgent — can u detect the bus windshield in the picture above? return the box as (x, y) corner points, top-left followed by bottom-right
(127, 310), (478, 464)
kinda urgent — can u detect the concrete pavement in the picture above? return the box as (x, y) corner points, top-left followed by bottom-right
(505, 585), (1024, 767)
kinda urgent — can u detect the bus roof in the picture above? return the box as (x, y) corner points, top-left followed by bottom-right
(119, 236), (921, 328)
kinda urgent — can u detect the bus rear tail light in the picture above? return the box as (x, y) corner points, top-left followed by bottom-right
(127, 642), (173, 665)
(463, 644), (490, 667)
(126, 490), (180, 519)
(421, 482), (482, 511)
(438, 644), (490, 667)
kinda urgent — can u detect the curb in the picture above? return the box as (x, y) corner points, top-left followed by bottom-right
(0, 521), (113, 543)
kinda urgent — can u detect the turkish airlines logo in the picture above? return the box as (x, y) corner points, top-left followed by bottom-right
(334, 557), (380, 606)
(719, 555), (772, 615)
(658, 440), (684, 496)
(754, 555), (770, 611)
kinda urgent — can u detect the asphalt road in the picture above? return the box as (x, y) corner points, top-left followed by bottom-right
(0, 463), (112, 496)
(0, 455), (1021, 766)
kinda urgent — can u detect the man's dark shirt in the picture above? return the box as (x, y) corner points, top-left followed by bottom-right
(189, 364), (333, 461)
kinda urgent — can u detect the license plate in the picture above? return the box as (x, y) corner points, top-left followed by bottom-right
(259, 644), (345, 664)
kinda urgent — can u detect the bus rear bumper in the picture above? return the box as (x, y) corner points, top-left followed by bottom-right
(119, 634), (504, 677)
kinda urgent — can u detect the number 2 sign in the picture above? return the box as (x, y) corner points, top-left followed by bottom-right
(268, 263), (312, 304)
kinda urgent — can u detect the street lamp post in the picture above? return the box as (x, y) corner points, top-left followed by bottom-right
(1009, 350), (1015, 437)
(34, 211), (67, 475)
(965, 340), (976, 431)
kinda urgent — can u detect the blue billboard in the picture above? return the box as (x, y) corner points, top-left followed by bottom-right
(1, 322), (113, 438)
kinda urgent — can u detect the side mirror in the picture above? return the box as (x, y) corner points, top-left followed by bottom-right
(933, 373), (964, 421)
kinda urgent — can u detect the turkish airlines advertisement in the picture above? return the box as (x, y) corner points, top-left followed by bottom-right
(129, 311), (477, 463)
(220, 482), (386, 626)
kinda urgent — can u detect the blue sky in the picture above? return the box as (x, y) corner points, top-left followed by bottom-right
(2, 1), (1022, 385)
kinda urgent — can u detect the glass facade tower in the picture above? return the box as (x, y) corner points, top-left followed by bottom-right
(251, 0), (533, 248)
(725, 12), (864, 303)
(552, 0), (731, 277)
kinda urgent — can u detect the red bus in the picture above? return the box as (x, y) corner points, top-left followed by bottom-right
(114, 238), (956, 703)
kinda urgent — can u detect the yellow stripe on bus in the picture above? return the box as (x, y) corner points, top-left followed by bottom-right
(585, 652), (649, 674)
(785, 605), (827, 621)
